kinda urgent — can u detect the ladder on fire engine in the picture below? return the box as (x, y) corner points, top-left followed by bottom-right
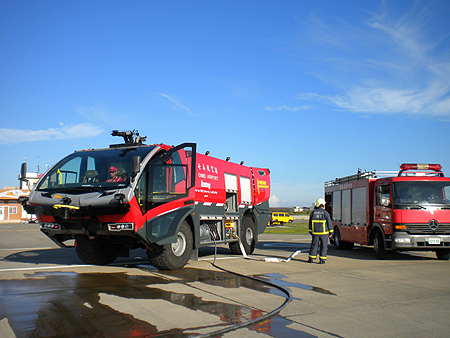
(325, 169), (398, 187)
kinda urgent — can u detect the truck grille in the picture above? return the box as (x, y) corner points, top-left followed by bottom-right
(405, 223), (450, 235)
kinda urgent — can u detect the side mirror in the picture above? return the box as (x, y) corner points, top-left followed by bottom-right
(132, 156), (141, 178)
(160, 152), (173, 164)
(381, 197), (391, 208)
(18, 196), (29, 205)
(20, 163), (28, 181)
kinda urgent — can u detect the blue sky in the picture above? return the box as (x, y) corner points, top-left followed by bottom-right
(1, 1), (450, 207)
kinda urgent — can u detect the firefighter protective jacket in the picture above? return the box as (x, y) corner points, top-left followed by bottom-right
(309, 207), (333, 235)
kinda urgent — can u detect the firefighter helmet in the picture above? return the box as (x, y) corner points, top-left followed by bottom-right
(315, 198), (326, 208)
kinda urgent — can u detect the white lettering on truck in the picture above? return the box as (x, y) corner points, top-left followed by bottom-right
(201, 181), (211, 189)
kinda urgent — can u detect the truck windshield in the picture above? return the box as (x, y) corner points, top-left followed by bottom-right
(393, 181), (450, 208)
(36, 146), (155, 192)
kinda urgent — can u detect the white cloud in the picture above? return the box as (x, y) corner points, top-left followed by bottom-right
(0, 123), (103, 144)
(296, 2), (450, 118)
(270, 181), (322, 207)
(308, 66), (450, 118)
(159, 93), (192, 114)
(269, 195), (280, 207)
(265, 105), (312, 112)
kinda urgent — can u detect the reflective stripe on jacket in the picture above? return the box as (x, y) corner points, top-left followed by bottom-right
(309, 207), (333, 235)
(311, 220), (330, 235)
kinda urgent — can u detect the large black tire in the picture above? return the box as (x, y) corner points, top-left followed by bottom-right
(75, 235), (120, 265)
(148, 221), (193, 270)
(229, 217), (256, 255)
(436, 249), (450, 260)
(334, 227), (354, 250)
(374, 229), (388, 259)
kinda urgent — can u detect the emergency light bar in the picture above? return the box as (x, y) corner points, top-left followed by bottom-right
(400, 163), (442, 171)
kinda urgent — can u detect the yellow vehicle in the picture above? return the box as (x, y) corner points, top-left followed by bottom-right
(268, 212), (293, 226)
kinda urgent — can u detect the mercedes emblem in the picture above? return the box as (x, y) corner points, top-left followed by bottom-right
(428, 219), (439, 231)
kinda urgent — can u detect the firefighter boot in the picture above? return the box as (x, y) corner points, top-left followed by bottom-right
(319, 259), (326, 264)
(308, 257), (314, 263)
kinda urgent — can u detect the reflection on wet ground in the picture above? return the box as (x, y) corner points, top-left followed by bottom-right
(255, 273), (336, 298)
(0, 267), (313, 337)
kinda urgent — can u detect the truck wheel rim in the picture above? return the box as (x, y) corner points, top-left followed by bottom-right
(172, 232), (186, 257)
(246, 228), (254, 246)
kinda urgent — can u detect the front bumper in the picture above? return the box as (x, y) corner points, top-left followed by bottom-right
(392, 233), (450, 250)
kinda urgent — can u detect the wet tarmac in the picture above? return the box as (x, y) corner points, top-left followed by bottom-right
(2, 223), (450, 338)
(0, 223), (316, 337)
(0, 265), (320, 337)
(254, 273), (336, 299)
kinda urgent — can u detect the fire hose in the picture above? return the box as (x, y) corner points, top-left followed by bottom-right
(195, 232), (299, 338)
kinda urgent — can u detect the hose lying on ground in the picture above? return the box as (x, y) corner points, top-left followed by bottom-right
(195, 234), (298, 338)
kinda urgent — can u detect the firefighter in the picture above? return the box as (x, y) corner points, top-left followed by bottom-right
(308, 198), (333, 264)
(106, 166), (123, 182)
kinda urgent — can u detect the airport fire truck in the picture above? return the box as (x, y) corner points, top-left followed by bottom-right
(19, 130), (271, 269)
(324, 164), (450, 260)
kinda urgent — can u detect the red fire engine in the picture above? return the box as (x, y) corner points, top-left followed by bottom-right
(325, 163), (450, 260)
(19, 130), (271, 269)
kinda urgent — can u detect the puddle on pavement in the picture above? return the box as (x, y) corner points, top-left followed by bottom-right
(254, 273), (336, 298)
(0, 267), (315, 337)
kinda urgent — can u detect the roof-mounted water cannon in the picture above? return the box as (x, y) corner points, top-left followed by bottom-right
(399, 163), (444, 177)
(112, 130), (133, 144)
(135, 132), (146, 144)
(111, 130), (147, 147)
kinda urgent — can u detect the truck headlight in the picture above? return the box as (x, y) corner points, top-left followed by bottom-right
(394, 238), (411, 243)
(40, 223), (60, 230)
(108, 223), (134, 231)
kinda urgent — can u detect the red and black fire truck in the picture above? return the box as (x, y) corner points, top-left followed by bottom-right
(324, 164), (450, 260)
(19, 130), (271, 269)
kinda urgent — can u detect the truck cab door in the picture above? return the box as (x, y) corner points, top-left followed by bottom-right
(147, 143), (196, 209)
(374, 183), (393, 235)
(135, 143), (196, 246)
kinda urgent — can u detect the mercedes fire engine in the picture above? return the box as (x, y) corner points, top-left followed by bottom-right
(325, 163), (450, 260)
(19, 130), (271, 269)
